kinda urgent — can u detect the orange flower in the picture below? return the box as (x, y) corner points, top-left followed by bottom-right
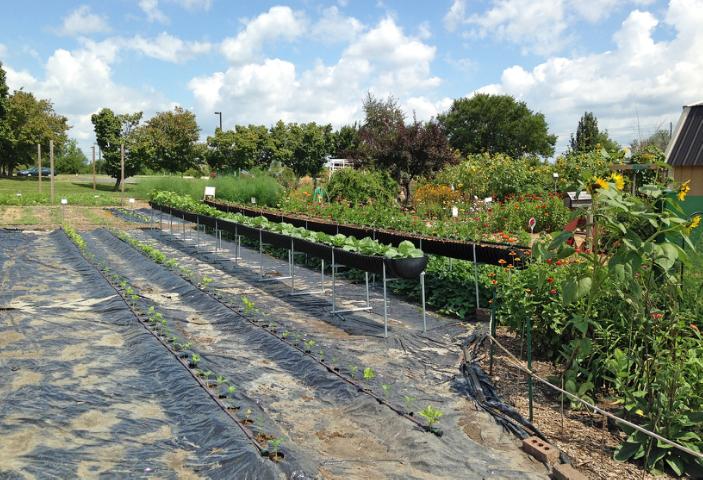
(498, 259), (507, 265)
(491, 279), (497, 285)
(547, 277), (554, 283)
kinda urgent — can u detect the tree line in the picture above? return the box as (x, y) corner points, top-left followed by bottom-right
(1, 61), (672, 194)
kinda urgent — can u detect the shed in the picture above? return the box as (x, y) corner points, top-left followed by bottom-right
(666, 102), (703, 195)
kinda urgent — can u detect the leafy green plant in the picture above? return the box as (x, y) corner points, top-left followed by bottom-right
(349, 365), (358, 379)
(304, 339), (316, 353)
(419, 405), (443, 430)
(381, 384), (391, 399)
(404, 395), (416, 413)
(268, 437), (284, 461)
(363, 367), (375, 381)
(189, 353), (200, 368)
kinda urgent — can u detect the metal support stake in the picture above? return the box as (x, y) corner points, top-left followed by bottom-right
(527, 313), (534, 422)
(473, 243), (480, 310)
(382, 262), (388, 338)
(331, 250), (336, 312)
(489, 287), (497, 375)
(196, 218), (200, 250)
(169, 214), (173, 236)
(290, 239), (295, 292)
(259, 230), (264, 277)
(421, 271), (426, 333)
(365, 272), (370, 307)
(159, 210), (163, 235)
(182, 214), (186, 240)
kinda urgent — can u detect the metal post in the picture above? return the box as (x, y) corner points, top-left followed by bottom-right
(290, 239), (295, 292)
(365, 272), (370, 307)
(473, 243), (480, 310)
(259, 230), (264, 277)
(196, 217), (200, 250)
(382, 263), (388, 338)
(421, 271), (426, 333)
(527, 314), (533, 422)
(37, 144), (42, 193)
(159, 210), (163, 235)
(49, 140), (55, 204)
(489, 287), (497, 375)
(331, 250), (336, 312)
(120, 144), (125, 206)
(91, 145), (96, 191)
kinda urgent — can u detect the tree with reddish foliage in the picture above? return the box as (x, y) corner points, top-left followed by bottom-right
(358, 93), (456, 203)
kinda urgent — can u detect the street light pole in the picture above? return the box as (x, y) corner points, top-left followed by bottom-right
(214, 111), (222, 131)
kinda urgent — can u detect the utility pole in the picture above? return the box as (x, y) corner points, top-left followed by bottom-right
(49, 140), (55, 204)
(120, 143), (125, 206)
(92, 145), (96, 191)
(37, 144), (42, 193)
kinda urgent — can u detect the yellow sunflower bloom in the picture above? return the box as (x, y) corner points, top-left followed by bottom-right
(594, 177), (609, 190)
(678, 180), (691, 201)
(690, 215), (701, 230)
(610, 173), (625, 191)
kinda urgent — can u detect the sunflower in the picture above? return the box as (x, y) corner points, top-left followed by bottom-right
(689, 215), (701, 230)
(609, 173), (625, 191)
(678, 180), (691, 201)
(593, 177), (609, 191)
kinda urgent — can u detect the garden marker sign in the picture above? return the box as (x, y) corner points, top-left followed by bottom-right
(451, 206), (459, 218)
(204, 186), (216, 199)
(528, 217), (536, 234)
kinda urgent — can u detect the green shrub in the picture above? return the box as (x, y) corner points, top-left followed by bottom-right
(326, 168), (397, 206)
(490, 193), (570, 233)
(435, 153), (553, 201)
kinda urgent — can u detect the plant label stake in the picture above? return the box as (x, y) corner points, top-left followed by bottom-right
(451, 206), (459, 218)
(528, 217), (536, 234)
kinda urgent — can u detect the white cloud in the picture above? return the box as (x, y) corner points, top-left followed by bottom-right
(475, 0), (703, 154)
(311, 6), (364, 43)
(445, 0), (660, 55)
(175, 0), (212, 10)
(444, 0), (466, 32)
(56, 5), (110, 37)
(0, 43), (7, 59)
(128, 33), (212, 62)
(139, 0), (169, 23)
(4, 41), (170, 150)
(221, 6), (307, 64)
(192, 16), (441, 130)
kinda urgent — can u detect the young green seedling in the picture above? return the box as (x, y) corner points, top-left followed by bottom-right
(216, 375), (227, 386)
(190, 353), (201, 368)
(419, 405), (443, 431)
(349, 365), (358, 379)
(281, 331), (289, 339)
(268, 437), (284, 461)
(203, 370), (213, 387)
(226, 385), (237, 396)
(304, 339), (316, 353)
(363, 367), (375, 381)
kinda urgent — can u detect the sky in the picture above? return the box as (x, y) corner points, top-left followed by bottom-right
(1, 0), (702, 157)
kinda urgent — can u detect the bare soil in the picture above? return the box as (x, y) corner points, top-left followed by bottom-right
(478, 327), (670, 480)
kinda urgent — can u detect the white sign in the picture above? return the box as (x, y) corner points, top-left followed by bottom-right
(451, 206), (459, 217)
(60, 198), (68, 205)
(251, 197), (257, 204)
(128, 198), (135, 204)
(484, 196), (493, 204)
(204, 186), (216, 198)
(528, 217), (536, 234)
(16, 192), (21, 197)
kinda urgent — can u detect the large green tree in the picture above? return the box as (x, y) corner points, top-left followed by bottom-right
(285, 122), (334, 179)
(55, 138), (88, 174)
(438, 93), (556, 157)
(141, 107), (200, 173)
(1, 90), (69, 175)
(569, 111), (619, 153)
(91, 108), (142, 189)
(0, 62), (10, 172)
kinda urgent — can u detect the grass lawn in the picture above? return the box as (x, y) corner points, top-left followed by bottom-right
(0, 175), (145, 206)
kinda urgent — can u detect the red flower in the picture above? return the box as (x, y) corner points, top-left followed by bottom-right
(547, 277), (554, 283)
(546, 259), (553, 265)
(556, 260), (563, 266)
(650, 312), (664, 320)
(549, 289), (557, 295)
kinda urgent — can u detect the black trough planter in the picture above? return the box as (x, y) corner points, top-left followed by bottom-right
(260, 229), (293, 250)
(332, 248), (385, 275)
(293, 237), (334, 262)
(384, 256), (428, 279)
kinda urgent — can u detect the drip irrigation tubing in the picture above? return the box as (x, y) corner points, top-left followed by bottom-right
(61, 228), (270, 457)
(111, 228), (439, 435)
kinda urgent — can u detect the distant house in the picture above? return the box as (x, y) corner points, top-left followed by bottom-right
(666, 102), (703, 200)
(325, 157), (352, 179)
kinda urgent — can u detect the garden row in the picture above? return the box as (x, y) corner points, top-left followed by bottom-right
(203, 196), (529, 265)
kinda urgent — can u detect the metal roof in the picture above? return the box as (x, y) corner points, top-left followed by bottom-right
(667, 104), (703, 167)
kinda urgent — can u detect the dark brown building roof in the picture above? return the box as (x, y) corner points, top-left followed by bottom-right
(667, 103), (703, 167)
